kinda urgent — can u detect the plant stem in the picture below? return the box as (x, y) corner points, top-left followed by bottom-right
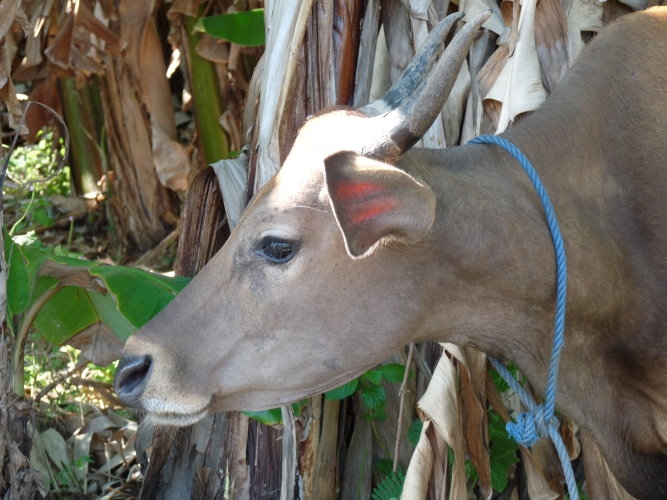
(9, 186), (36, 237)
(393, 343), (415, 472)
(58, 77), (103, 194)
(12, 286), (61, 395)
(183, 15), (230, 163)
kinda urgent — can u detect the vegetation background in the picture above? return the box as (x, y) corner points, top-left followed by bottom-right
(0, 0), (659, 498)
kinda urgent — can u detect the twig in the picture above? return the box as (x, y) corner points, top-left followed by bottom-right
(393, 343), (415, 472)
(68, 377), (125, 407)
(33, 359), (87, 402)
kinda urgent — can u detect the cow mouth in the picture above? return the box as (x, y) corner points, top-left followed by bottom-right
(142, 402), (211, 427)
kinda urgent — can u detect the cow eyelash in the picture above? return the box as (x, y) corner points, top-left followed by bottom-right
(256, 236), (296, 264)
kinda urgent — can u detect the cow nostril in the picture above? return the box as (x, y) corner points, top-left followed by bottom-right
(114, 355), (152, 403)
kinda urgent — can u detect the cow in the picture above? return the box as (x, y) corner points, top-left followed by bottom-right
(115, 8), (667, 499)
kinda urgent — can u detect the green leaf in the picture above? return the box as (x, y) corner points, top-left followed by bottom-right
(488, 412), (519, 492)
(371, 468), (405, 500)
(372, 363), (406, 383)
(243, 400), (309, 426)
(87, 289), (136, 342)
(365, 408), (387, 422)
(325, 379), (358, 400)
(33, 284), (99, 345)
(5, 236), (32, 320)
(360, 383), (385, 410)
(91, 266), (190, 328)
(6, 236), (189, 346)
(490, 460), (510, 493)
(375, 458), (393, 476)
(291, 399), (309, 415)
(407, 419), (423, 447)
(490, 362), (520, 394)
(244, 408), (282, 426)
(5, 235), (62, 320)
(361, 369), (382, 385)
(195, 9), (265, 47)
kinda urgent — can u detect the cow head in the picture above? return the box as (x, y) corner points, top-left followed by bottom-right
(114, 11), (489, 425)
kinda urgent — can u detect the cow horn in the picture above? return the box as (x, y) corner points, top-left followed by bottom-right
(362, 10), (491, 161)
(361, 12), (464, 117)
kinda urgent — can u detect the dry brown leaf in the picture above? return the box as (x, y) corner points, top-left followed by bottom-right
(565, 0), (604, 62)
(210, 152), (249, 229)
(456, 348), (492, 497)
(580, 430), (637, 499)
(219, 108), (243, 153)
(102, 51), (177, 251)
(0, 2), (16, 41)
(254, 0), (316, 189)
(403, 344), (468, 500)
(443, 65), (471, 147)
(38, 260), (107, 293)
(560, 416), (581, 459)
(196, 33), (230, 63)
(485, 0), (547, 132)
(381, 0), (413, 86)
(520, 446), (560, 500)
(462, 0), (507, 35)
(403, 420), (445, 499)
(117, 0), (191, 191)
(168, 0), (200, 18)
(67, 322), (125, 366)
(368, 23), (390, 104)
(152, 127), (191, 191)
(535, 0), (571, 92)
(352, 0), (380, 107)
(44, 14), (75, 70)
(74, 1), (123, 55)
(410, 6), (447, 150)
(30, 427), (68, 493)
(0, 60), (25, 132)
(529, 439), (566, 497)
(0, 0), (27, 132)
(460, 70), (485, 143)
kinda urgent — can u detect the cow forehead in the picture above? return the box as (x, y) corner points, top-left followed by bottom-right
(284, 110), (374, 165)
(236, 170), (329, 238)
(238, 110), (383, 239)
(270, 111), (376, 199)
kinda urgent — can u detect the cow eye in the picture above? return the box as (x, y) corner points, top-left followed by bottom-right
(257, 237), (295, 264)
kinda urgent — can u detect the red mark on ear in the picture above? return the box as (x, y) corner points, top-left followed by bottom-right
(333, 180), (397, 224)
(349, 199), (398, 224)
(334, 181), (383, 202)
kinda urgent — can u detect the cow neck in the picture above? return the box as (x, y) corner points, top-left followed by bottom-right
(469, 134), (577, 500)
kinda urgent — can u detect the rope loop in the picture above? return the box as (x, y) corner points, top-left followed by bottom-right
(470, 135), (579, 500)
(506, 406), (560, 447)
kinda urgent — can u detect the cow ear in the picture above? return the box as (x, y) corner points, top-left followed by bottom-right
(324, 151), (436, 258)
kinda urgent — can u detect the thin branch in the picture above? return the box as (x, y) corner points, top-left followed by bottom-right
(393, 343), (415, 472)
(33, 359), (87, 402)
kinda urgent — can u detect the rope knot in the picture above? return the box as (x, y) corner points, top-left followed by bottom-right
(507, 405), (559, 448)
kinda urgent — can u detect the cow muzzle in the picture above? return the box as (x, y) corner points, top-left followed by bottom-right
(114, 354), (152, 406)
(114, 341), (212, 426)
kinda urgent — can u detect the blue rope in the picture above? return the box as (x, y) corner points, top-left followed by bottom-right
(469, 135), (578, 499)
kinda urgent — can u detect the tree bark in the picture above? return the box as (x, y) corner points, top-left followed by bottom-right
(100, 55), (178, 254)
(0, 334), (40, 499)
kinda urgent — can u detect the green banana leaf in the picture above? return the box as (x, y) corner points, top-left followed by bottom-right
(6, 235), (190, 347)
(195, 9), (265, 47)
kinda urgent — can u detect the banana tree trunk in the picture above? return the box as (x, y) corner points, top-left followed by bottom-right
(99, 0), (182, 254)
